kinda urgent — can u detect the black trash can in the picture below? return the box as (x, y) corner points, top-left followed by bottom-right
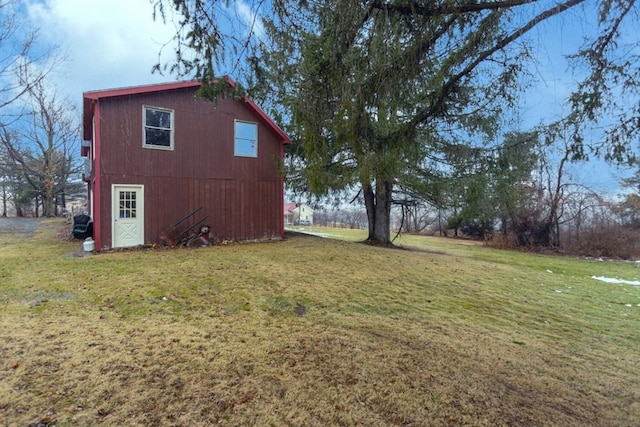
(72, 214), (93, 240)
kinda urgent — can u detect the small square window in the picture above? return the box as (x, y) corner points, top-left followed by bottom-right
(235, 120), (257, 157)
(143, 106), (174, 150)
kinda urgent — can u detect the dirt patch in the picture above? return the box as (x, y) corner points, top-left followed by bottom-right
(0, 218), (41, 238)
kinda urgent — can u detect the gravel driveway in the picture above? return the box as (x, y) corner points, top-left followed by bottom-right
(0, 217), (41, 237)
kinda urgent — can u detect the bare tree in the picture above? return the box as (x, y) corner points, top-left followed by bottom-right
(395, 200), (437, 235)
(1, 79), (79, 217)
(0, 1), (49, 116)
(556, 187), (602, 247)
(1, 1), (61, 216)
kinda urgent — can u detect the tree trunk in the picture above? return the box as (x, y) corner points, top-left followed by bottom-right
(364, 182), (375, 238)
(59, 191), (66, 216)
(1, 186), (6, 217)
(43, 171), (55, 217)
(363, 179), (392, 244)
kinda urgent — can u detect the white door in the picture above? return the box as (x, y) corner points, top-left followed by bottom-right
(112, 185), (144, 248)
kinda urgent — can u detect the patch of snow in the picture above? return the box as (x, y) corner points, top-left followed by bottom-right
(546, 269), (553, 273)
(555, 290), (562, 293)
(591, 276), (640, 286)
(625, 304), (632, 307)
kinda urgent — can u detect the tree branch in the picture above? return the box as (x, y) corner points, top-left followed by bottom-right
(371, 0), (537, 17)
(410, 0), (585, 130)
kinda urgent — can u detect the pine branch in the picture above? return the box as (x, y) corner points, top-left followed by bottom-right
(409, 0), (585, 131)
(371, 0), (537, 17)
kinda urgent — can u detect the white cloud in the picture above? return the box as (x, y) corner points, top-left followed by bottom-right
(235, 1), (265, 39)
(23, 0), (180, 101)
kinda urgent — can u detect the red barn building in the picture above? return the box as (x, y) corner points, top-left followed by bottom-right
(81, 80), (290, 250)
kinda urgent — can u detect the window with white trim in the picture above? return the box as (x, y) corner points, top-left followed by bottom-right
(143, 105), (174, 150)
(234, 120), (258, 157)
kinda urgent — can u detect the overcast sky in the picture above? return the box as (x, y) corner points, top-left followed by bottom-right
(15, 0), (637, 193)
(23, 0), (178, 96)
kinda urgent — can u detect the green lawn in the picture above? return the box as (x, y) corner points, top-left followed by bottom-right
(1, 220), (639, 426)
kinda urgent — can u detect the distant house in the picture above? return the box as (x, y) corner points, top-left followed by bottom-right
(284, 202), (314, 226)
(81, 79), (290, 250)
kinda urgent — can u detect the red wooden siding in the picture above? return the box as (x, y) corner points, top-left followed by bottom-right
(86, 85), (287, 248)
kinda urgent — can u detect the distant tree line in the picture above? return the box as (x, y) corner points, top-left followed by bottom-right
(313, 208), (368, 230)
(310, 175), (640, 257)
(305, 124), (640, 256)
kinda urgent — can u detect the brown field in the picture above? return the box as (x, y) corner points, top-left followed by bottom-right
(1, 220), (639, 426)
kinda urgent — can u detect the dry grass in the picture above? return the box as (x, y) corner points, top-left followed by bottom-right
(1, 221), (639, 426)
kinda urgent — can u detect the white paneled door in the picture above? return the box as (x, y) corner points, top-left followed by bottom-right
(112, 185), (144, 248)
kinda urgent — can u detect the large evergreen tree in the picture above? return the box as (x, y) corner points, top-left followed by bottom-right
(261, 0), (589, 244)
(154, 0), (638, 244)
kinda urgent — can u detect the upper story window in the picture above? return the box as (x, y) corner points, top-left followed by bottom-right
(234, 120), (258, 157)
(143, 105), (174, 150)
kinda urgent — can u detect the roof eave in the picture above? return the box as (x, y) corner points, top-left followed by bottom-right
(81, 78), (291, 147)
